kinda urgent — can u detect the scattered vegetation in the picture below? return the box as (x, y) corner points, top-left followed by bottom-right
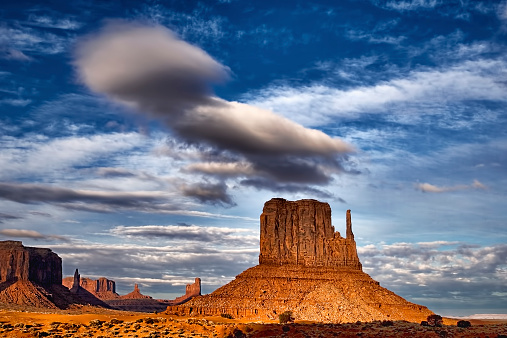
(278, 311), (294, 324)
(457, 320), (471, 328)
(381, 320), (394, 326)
(221, 313), (234, 319)
(427, 314), (443, 327)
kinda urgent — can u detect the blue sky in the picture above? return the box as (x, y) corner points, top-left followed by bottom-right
(1, 0), (506, 316)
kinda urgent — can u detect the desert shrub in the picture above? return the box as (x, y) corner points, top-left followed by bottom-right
(427, 314), (443, 327)
(232, 328), (246, 338)
(381, 320), (394, 327)
(279, 311), (294, 324)
(221, 313), (234, 319)
(456, 320), (471, 328)
(144, 317), (159, 324)
(282, 325), (290, 332)
(89, 319), (104, 328)
(420, 321), (429, 326)
(438, 330), (448, 338)
(109, 318), (124, 325)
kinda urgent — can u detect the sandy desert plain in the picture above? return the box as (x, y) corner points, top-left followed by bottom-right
(0, 304), (506, 338)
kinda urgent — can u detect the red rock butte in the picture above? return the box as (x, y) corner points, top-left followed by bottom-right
(167, 198), (433, 323)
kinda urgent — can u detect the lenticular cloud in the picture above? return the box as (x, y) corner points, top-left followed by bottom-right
(74, 20), (353, 185)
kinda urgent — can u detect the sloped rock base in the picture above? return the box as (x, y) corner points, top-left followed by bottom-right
(167, 265), (432, 323)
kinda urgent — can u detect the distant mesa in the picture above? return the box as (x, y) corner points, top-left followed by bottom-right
(0, 240), (201, 312)
(62, 271), (201, 312)
(0, 241), (105, 309)
(167, 198), (434, 323)
(63, 269), (119, 300)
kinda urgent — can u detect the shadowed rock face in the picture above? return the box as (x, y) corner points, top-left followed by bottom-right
(0, 241), (61, 286)
(259, 199), (361, 269)
(167, 198), (433, 323)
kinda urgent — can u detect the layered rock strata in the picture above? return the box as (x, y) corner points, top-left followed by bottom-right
(167, 198), (433, 323)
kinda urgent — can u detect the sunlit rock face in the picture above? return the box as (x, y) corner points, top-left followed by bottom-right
(167, 199), (433, 323)
(259, 198), (362, 269)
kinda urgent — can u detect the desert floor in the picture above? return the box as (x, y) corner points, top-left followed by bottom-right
(0, 306), (506, 338)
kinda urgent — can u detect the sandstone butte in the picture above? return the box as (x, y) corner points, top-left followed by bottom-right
(0, 241), (87, 309)
(62, 270), (202, 312)
(0, 241), (202, 311)
(167, 198), (434, 323)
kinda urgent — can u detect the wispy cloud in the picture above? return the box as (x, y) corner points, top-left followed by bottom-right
(0, 212), (22, 223)
(110, 224), (257, 246)
(245, 59), (507, 126)
(381, 0), (441, 11)
(0, 228), (68, 241)
(25, 14), (82, 30)
(416, 180), (487, 193)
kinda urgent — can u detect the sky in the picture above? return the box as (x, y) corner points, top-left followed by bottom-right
(0, 0), (506, 317)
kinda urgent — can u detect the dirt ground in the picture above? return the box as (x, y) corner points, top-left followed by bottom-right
(0, 306), (506, 338)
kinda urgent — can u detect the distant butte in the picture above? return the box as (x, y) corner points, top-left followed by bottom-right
(0, 241), (104, 309)
(167, 198), (434, 323)
(63, 272), (201, 312)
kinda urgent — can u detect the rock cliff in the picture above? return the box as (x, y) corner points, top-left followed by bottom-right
(0, 241), (101, 309)
(0, 240), (61, 286)
(167, 198), (433, 323)
(259, 199), (361, 269)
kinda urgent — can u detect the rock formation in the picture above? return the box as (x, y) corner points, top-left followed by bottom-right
(259, 199), (361, 269)
(170, 278), (201, 305)
(0, 240), (61, 287)
(62, 272), (201, 312)
(167, 198), (433, 323)
(0, 241), (103, 309)
(62, 273), (119, 300)
(120, 283), (151, 299)
(105, 283), (168, 312)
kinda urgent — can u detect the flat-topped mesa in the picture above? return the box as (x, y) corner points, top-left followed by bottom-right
(0, 240), (62, 286)
(259, 198), (362, 270)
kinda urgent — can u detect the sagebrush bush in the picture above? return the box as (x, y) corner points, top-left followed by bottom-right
(427, 314), (443, 327)
(457, 320), (471, 328)
(278, 311), (294, 324)
(221, 313), (234, 319)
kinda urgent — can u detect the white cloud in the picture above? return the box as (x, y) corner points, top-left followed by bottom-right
(0, 228), (68, 241)
(245, 59), (507, 127)
(0, 132), (144, 180)
(372, 0), (441, 11)
(415, 180), (487, 193)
